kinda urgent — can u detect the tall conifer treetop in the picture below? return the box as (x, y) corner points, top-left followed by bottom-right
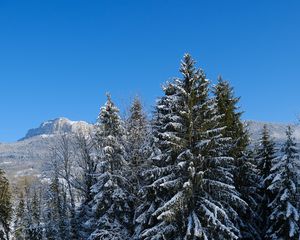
(266, 126), (300, 239)
(213, 76), (249, 158)
(88, 94), (133, 240)
(136, 54), (246, 240)
(256, 124), (278, 238)
(213, 76), (261, 239)
(257, 125), (277, 179)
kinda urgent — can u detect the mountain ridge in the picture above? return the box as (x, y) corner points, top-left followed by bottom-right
(20, 117), (300, 142)
(1, 117), (300, 182)
(20, 117), (94, 141)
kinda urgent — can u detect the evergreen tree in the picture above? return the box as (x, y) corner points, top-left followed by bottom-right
(23, 187), (43, 240)
(256, 125), (277, 237)
(133, 82), (177, 239)
(14, 191), (25, 240)
(213, 76), (260, 239)
(0, 169), (12, 240)
(126, 97), (152, 229)
(135, 54), (245, 240)
(75, 131), (97, 239)
(44, 168), (69, 240)
(213, 76), (249, 159)
(88, 94), (133, 240)
(257, 125), (277, 180)
(126, 96), (150, 171)
(234, 150), (261, 239)
(266, 126), (300, 239)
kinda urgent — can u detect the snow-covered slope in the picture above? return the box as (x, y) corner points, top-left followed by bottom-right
(246, 120), (300, 143)
(0, 135), (57, 181)
(0, 118), (94, 182)
(0, 118), (299, 182)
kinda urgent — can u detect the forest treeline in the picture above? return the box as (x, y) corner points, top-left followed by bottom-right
(0, 54), (300, 240)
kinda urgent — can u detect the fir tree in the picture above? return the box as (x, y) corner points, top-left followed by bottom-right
(23, 187), (43, 240)
(256, 124), (277, 237)
(135, 54), (245, 240)
(133, 82), (178, 239)
(44, 168), (69, 240)
(213, 76), (249, 159)
(75, 131), (97, 239)
(233, 150), (261, 239)
(14, 191), (25, 240)
(266, 126), (300, 239)
(88, 94), (133, 240)
(126, 97), (152, 237)
(257, 125), (277, 180)
(213, 76), (260, 239)
(126, 96), (150, 170)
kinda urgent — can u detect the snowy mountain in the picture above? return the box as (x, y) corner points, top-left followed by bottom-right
(0, 118), (299, 182)
(0, 118), (94, 182)
(20, 117), (93, 140)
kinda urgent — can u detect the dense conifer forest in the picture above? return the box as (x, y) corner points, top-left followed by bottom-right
(1, 54), (299, 239)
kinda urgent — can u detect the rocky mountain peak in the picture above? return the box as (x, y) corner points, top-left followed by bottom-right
(20, 117), (93, 141)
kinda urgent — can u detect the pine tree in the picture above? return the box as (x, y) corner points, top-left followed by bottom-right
(14, 191), (25, 240)
(234, 150), (261, 239)
(266, 126), (300, 239)
(257, 125), (277, 180)
(75, 131), (97, 239)
(126, 97), (152, 229)
(126, 96), (150, 171)
(88, 94), (133, 240)
(44, 168), (69, 240)
(133, 82), (178, 239)
(135, 54), (245, 240)
(23, 187), (43, 240)
(43, 179), (58, 240)
(0, 169), (12, 240)
(256, 124), (277, 237)
(213, 76), (260, 239)
(213, 76), (249, 159)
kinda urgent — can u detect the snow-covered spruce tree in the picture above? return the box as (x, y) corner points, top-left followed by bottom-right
(23, 187), (43, 240)
(213, 76), (261, 239)
(126, 96), (150, 171)
(74, 131), (97, 239)
(44, 177), (60, 240)
(14, 191), (25, 240)
(256, 124), (277, 237)
(135, 54), (246, 240)
(213, 76), (249, 159)
(266, 126), (300, 239)
(233, 150), (262, 239)
(44, 167), (69, 240)
(87, 94), (133, 240)
(133, 81), (179, 239)
(0, 169), (12, 240)
(257, 125), (277, 182)
(126, 97), (153, 238)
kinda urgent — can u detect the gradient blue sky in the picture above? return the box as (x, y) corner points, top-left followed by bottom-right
(0, 0), (300, 142)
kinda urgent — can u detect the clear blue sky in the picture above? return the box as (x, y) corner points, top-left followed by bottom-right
(0, 0), (300, 142)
